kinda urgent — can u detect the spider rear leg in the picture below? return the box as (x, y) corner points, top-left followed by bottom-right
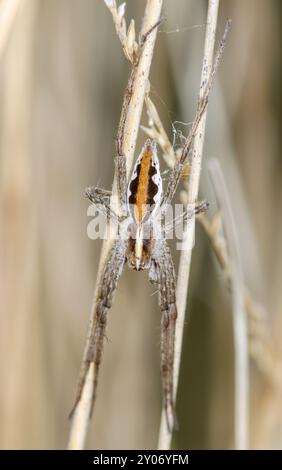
(70, 238), (126, 419)
(149, 240), (178, 432)
(160, 303), (178, 433)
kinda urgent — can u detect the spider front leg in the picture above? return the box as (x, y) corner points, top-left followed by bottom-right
(149, 239), (178, 432)
(161, 23), (230, 208)
(114, 19), (162, 213)
(70, 237), (126, 418)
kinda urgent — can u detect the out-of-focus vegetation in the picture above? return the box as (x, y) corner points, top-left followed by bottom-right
(0, 0), (281, 449)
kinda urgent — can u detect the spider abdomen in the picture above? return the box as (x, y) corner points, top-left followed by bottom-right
(127, 139), (162, 224)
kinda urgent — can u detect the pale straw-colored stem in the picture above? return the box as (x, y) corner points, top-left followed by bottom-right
(67, 364), (94, 450)
(67, 0), (163, 450)
(0, 0), (23, 58)
(198, 211), (279, 391)
(208, 159), (249, 449)
(158, 0), (220, 451)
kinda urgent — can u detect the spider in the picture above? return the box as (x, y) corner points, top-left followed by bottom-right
(70, 20), (229, 432)
(82, 139), (207, 432)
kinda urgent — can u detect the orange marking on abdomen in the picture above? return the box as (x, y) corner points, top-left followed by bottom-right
(135, 147), (152, 222)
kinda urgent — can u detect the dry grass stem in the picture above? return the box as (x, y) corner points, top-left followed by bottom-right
(67, 364), (94, 450)
(0, 0), (23, 58)
(197, 212), (282, 389)
(208, 158), (249, 449)
(158, 0), (221, 450)
(67, 0), (163, 450)
(104, 0), (138, 63)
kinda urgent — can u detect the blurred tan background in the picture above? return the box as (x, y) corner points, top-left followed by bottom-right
(0, 0), (281, 450)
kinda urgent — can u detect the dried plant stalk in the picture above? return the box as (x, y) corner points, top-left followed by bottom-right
(197, 208), (281, 390)
(67, 0), (163, 450)
(0, 0), (23, 57)
(67, 364), (94, 450)
(208, 159), (249, 449)
(158, 0), (220, 451)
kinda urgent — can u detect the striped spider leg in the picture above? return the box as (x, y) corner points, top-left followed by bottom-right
(70, 22), (163, 420)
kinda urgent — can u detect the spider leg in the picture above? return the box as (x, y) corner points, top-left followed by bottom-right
(115, 20), (162, 211)
(162, 22), (230, 207)
(70, 237), (126, 419)
(149, 239), (178, 432)
(163, 200), (209, 236)
(85, 186), (119, 223)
